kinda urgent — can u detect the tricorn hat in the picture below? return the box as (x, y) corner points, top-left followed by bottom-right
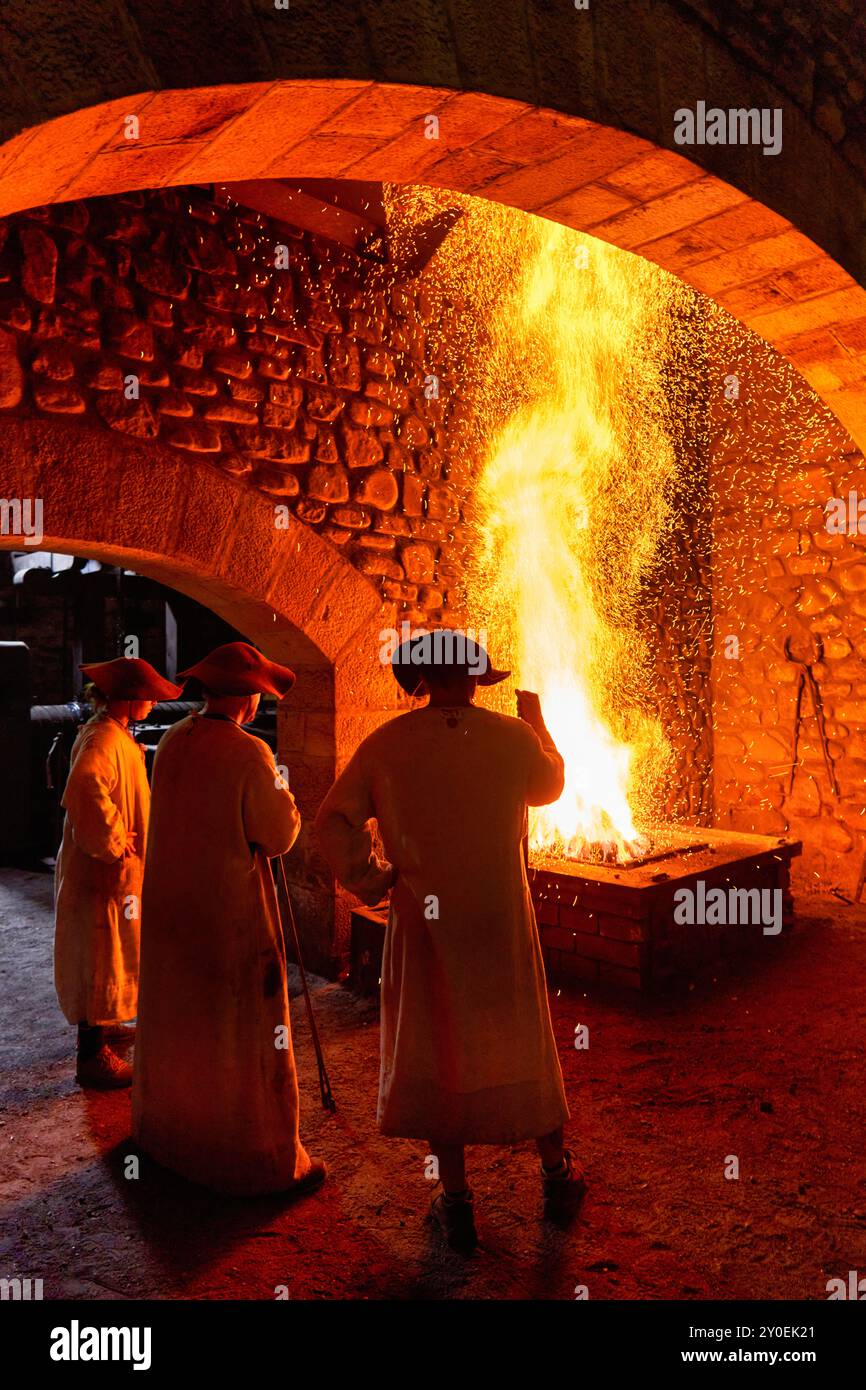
(390, 628), (510, 697)
(79, 657), (183, 702)
(178, 642), (296, 698)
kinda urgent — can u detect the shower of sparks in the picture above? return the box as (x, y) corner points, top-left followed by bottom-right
(385, 183), (862, 860)
(389, 189), (690, 861)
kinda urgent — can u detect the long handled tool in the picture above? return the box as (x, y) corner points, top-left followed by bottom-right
(783, 634), (862, 901)
(276, 854), (337, 1113)
(784, 634), (840, 799)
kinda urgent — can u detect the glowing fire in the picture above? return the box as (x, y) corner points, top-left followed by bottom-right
(465, 216), (681, 863)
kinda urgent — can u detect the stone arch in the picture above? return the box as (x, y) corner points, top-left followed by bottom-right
(1, 1), (863, 270)
(0, 415), (394, 973)
(0, 76), (863, 452)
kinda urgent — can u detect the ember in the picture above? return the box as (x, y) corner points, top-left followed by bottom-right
(535, 829), (712, 872)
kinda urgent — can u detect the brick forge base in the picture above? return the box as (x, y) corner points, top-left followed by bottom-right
(347, 830), (803, 996)
(530, 827), (803, 991)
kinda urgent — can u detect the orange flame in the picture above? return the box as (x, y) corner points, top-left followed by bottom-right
(468, 218), (679, 862)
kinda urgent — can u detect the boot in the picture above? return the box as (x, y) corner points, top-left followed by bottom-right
(430, 1189), (478, 1254)
(103, 1023), (136, 1046)
(542, 1149), (587, 1223)
(285, 1157), (328, 1200)
(76, 1045), (133, 1090)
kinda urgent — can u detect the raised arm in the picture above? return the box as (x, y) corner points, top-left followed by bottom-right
(516, 690), (566, 807)
(314, 744), (395, 907)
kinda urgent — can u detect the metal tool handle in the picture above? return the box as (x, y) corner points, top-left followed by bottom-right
(276, 854), (336, 1113)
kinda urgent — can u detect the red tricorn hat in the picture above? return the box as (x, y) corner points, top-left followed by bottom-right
(178, 642), (296, 698)
(79, 657), (184, 701)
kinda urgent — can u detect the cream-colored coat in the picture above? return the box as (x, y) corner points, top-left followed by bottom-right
(132, 714), (311, 1195)
(316, 704), (570, 1144)
(54, 714), (149, 1025)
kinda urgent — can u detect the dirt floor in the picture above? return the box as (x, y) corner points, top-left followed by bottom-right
(1, 867), (865, 1302)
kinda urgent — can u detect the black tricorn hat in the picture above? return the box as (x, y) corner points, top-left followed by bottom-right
(390, 628), (510, 697)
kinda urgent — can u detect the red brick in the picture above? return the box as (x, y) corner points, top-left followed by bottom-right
(573, 934), (643, 969)
(687, 233), (821, 297)
(640, 199), (790, 273)
(560, 904), (598, 934)
(598, 913), (646, 942)
(536, 898), (560, 927)
(540, 925), (577, 953)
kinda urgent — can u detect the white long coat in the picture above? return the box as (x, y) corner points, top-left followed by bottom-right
(54, 714), (149, 1025)
(132, 714), (311, 1195)
(316, 704), (570, 1145)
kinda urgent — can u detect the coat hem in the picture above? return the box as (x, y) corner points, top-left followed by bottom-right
(377, 1075), (569, 1146)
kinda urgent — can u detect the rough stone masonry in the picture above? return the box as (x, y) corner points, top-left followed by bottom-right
(0, 185), (478, 627)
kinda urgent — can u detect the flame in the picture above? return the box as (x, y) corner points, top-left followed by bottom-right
(466, 216), (680, 863)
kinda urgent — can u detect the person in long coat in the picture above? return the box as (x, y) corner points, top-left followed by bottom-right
(54, 657), (182, 1089)
(314, 629), (585, 1252)
(132, 642), (324, 1199)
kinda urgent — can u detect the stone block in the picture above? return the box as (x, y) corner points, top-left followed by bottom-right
(0, 326), (23, 407)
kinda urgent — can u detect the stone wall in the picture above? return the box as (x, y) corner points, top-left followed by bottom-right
(0, 185), (481, 975)
(709, 316), (866, 894)
(0, 185), (475, 625)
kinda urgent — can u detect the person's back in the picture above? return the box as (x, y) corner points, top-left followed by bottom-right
(315, 630), (586, 1252)
(141, 715), (288, 958)
(133, 646), (324, 1199)
(363, 703), (545, 883)
(356, 704), (560, 1027)
(54, 714), (149, 1041)
(53, 657), (181, 1090)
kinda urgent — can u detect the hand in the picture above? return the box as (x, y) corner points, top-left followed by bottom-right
(121, 830), (138, 859)
(516, 689), (544, 728)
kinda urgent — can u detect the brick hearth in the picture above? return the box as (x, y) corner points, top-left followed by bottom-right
(531, 829), (802, 991)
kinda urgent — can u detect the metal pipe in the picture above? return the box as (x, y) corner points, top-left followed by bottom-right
(30, 700), (204, 724)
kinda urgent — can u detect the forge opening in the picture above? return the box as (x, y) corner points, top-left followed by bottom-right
(386, 186), (857, 902)
(0, 166), (862, 986)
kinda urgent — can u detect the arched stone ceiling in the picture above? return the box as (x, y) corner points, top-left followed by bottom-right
(0, 81), (863, 452)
